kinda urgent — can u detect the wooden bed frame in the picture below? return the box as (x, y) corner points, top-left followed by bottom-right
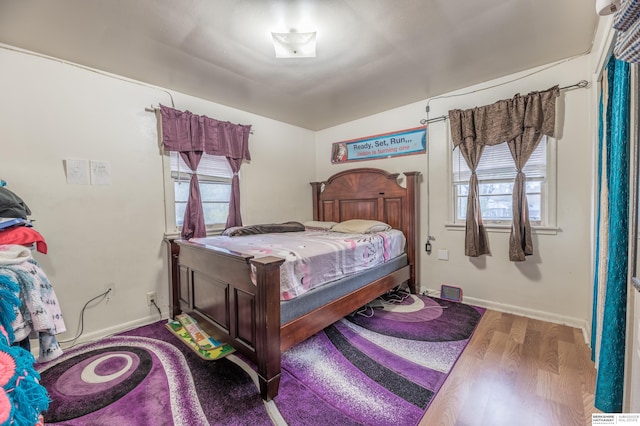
(165, 168), (420, 400)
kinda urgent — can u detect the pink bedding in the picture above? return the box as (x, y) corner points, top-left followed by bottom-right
(190, 229), (406, 300)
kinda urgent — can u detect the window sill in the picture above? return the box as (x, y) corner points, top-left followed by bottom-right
(164, 231), (181, 240)
(444, 223), (560, 235)
(164, 228), (225, 240)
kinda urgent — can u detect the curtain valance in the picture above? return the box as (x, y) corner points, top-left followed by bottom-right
(160, 105), (251, 161)
(448, 85), (559, 149)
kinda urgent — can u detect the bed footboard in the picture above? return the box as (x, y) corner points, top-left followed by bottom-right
(172, 240), (285, 400)
(167, 238), (410, 401)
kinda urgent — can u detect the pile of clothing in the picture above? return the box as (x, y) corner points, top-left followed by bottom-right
(0, 183), (65, 423)
(0, 183), (66, 362)
(0, 184), (47, 254)
(0, 246), (66, 363)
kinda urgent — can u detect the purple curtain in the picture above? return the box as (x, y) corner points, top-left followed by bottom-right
(160, 105), (251, 238)
(226, 158), (242, 229)
(179, 151), (205, 239)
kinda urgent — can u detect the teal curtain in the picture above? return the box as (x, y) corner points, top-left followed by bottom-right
(593, 55), (631, 413)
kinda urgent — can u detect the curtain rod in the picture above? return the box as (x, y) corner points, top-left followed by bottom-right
(145, 105), (254, 134)
(418, 80), (590, 126)
(560, 80), (590, 90)
(419, 115), (447, 125)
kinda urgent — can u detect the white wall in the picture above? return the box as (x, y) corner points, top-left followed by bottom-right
(316, 55), (595, 331)
(0, 45), (315, 342)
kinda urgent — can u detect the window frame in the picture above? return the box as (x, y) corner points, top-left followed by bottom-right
(447, 136), (558, 234)
(162, 152), (233, 237)
(453, 177), (545, 226)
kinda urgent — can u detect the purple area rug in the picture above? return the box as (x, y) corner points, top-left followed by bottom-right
(37, 323), (271, 425)
(37, 294), (484, 425)
(275, 294), (484, 425)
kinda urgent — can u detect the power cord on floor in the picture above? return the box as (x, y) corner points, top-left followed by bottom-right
(380, 288), (411, 304)
(58, 288), (111, 349)
(352, 305), (375, 318)
(353, 286), (454, 319)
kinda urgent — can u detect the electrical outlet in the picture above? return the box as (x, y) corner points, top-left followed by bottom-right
(146, 291), (156, 306)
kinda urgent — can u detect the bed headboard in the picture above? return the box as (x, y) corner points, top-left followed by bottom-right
(310, 168), (420, 293)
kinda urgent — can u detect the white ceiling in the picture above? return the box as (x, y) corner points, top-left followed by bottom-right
(0, 0), (599, 130)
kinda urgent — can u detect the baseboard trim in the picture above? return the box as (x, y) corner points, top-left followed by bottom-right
(432, 291), (591, 345)
(31, 313), (166, 359)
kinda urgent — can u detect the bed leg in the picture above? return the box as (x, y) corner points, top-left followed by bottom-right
(251, 256), (285, 402)
(259, 374), (281, 401)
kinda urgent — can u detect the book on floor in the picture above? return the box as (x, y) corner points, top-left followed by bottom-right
(165, 318), (234, 361)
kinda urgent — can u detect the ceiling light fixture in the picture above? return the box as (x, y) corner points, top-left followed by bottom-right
(271, 31), (317, 58)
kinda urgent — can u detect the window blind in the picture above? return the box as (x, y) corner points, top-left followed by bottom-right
(170, 151), (232, 179)
(452, 136), (547, 183)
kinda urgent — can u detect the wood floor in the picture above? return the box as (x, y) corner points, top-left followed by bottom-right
(418, 309), (599, 426)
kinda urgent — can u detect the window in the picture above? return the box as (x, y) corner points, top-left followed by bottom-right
(168, 151), (232, 230)
(452, 136), (550, 226)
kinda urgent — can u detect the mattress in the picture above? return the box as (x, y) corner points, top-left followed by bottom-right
(280, 253), (408, 325)
(190, 229), (406, 301)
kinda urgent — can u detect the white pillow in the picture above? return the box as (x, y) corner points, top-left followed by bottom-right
(303, 220), (338, 230)
(331, 219), (392, 234)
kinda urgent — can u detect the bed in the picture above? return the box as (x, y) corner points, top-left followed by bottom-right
(165, 167), (420, 400)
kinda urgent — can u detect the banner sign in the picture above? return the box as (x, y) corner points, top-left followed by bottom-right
(331, 126), (426, 164)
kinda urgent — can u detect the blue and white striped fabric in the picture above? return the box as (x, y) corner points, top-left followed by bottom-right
(614, 0), (640, 31)
(614, 0), (640, 63)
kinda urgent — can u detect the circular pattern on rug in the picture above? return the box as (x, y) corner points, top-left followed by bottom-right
(347, 295), (483, 342)
(39, 346), (152, 422)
